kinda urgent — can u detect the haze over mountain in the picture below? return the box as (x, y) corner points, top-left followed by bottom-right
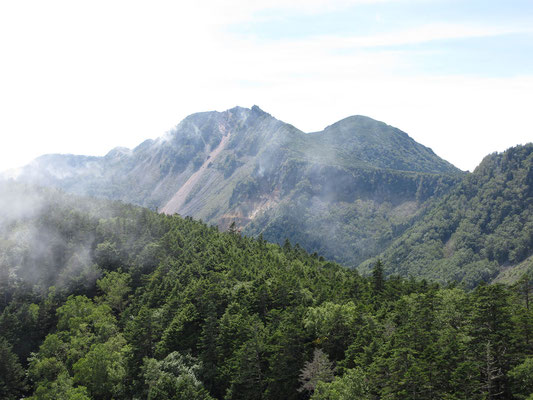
(10, 106), (463, 267)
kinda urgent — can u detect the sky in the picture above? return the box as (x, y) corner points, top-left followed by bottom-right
(0, 0), (532, 172)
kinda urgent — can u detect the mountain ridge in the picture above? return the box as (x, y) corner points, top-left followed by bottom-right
(7, 105), (464, 267)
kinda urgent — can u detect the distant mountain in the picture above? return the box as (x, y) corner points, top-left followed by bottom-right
(10, 106), (463, 266)
(361, 144), (533, 287)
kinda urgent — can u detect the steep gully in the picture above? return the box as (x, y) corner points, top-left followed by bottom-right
(161, 128), (230, 215)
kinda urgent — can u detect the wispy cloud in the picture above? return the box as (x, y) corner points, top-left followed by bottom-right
(326, 23), (533, 48)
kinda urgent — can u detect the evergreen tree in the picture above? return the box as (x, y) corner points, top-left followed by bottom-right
(312, 368), (370, 400)
(0, 337), (27, 400)
(372, 259), (385, 294)
(470, 284), (515, 399)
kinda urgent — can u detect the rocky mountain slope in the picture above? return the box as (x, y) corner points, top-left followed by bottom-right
(10, 106), (463, 266)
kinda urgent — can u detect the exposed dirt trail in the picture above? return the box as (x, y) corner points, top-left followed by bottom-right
(161, 133), (230, 215)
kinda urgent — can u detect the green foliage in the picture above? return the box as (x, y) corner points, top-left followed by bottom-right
(28, 295), (129, 399)
(72, 335), (130, 399)
(28, 372), (90, 400)
(370, 144), (533, 287)
(510, 357), (533, 399)
(96, 270), (131, 313)
(372, 259), (385, 294)
(143, 352), (214, 400)
(94, 241), (122, 271)
(2, 182), (533, 399)
(0, 336), (27, 399)
(312, 368), (370, 400)
(304, 302), (357, 361)
(224, 319), (269, 400)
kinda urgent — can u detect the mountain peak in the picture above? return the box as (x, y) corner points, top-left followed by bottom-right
(251, 105), (268, 115)
(177, 105), (272, 126)
(322, 114), (405, 137)
(307, 114), (460, 175)
(223, 105), (270, 120)
(105, 146), (132, 158)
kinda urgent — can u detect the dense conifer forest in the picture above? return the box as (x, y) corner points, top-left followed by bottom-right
(1, 182), (533, 399)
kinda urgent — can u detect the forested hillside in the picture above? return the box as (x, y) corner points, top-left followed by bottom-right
(2, 182), (533, 400)
(362, 144), (533, 287)
(10, 106), (463, 268)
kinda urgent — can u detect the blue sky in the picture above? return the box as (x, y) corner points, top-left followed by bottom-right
(232, 0), (533, 77)
(0, 0), (532, 172)
(236, 0), (533, 39)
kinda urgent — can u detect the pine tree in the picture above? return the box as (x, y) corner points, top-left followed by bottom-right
(372, 259), (385, 294)
(470, 284), (515, 399)
(0, 337), (27, 400)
